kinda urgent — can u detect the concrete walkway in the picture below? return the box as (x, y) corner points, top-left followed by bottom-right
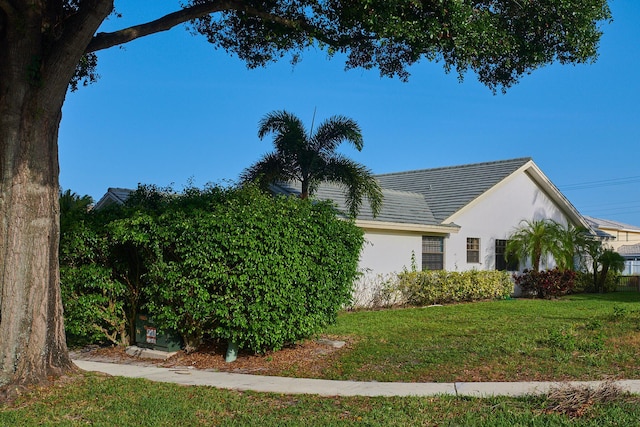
(73, 360), (640, 398)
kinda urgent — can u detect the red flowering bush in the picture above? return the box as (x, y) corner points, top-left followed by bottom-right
(514, 268), (576, 298)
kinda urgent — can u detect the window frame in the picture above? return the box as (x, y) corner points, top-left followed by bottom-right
(422, 236), (444, 271)
(466, 237), (480, 263)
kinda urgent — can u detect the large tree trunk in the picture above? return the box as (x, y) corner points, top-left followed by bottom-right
(0, 1), (113, 388)
(0, 97), (73, 387)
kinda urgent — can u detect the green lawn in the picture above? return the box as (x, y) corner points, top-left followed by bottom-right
(316, 292), (640, 382)
(2, 374), (640, 426)
(3, 292), (640, 426)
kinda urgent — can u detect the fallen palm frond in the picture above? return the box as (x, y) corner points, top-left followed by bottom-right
(545, 380), (624, 417)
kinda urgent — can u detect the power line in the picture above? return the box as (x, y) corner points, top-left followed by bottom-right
(578, 199), (640, 210)
(559, 175), (640, 191)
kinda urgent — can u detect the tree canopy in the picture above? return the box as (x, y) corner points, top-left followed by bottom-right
(25, 0), (612, 93)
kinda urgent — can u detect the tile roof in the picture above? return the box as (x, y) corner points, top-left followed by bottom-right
(618, 244), (640, 257)
(583, 216), (640, 232)
(272, 157), (532, 226)
(272, 182), (440, 226)
(96, 157), (593, 233)
(375, 157), (532, 222)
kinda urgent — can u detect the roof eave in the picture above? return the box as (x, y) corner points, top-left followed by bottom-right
(355, 219), (460, 234)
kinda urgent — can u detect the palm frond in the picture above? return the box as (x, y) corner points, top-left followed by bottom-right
(240, 153), (299, 191)
(258, 110), (308, 156)
(323, 156), (383, 218)
(506, 219), (566, 271)
(246, 110), (377, 214)
(312, 115), (364, 154)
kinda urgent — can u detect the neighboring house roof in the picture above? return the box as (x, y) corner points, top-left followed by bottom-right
(618, 244), (640, 258)
(583, 216), (640, 233)
(94, 187), (133, 210)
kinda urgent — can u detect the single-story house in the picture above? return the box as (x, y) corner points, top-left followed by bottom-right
(274, 157), (593, 279)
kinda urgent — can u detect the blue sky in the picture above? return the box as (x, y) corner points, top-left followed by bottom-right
(59, 1), (640, 226)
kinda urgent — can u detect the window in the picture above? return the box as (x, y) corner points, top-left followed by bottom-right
(422, 236), (444, 270)
(495, 239), (518, 271)
(467, 238), (480, 263)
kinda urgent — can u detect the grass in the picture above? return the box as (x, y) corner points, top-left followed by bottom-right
(3, 292), (640, 425)
(2, 373), (640, 426)
(313, 292), (640, 382)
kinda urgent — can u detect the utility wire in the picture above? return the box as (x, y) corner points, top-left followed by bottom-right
(559, 175), (640, 191)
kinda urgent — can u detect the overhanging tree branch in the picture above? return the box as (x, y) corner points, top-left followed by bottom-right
(86, 1), (233, 52)
(85, 0), (363, 55)
(86, 0), (321, 53)
(0, 0), (17, 17)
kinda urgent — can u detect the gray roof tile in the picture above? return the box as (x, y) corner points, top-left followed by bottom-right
(376, 158), (532, 222)
(271, 181), (440, 226)
(94, 187), (134, 210)
(618, 244), (640, 257)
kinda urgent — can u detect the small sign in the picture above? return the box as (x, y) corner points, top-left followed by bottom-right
(145, 326), (157, 344)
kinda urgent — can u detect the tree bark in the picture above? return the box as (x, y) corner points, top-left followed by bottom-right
(0, 84), (74, 387)
(0, 1), (113, 388)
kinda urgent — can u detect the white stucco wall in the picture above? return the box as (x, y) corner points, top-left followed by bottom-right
(358, 229), (423, 275)
(444, 171), (572, 272)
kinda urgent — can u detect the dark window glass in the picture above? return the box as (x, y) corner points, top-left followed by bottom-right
(495, 239), (518, 271)
(422, 236), (444, 270)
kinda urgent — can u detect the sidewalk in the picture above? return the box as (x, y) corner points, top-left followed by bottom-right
(73, 360), (640, 398)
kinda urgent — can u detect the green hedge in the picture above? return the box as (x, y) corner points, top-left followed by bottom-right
(395, 270), (513, 306)
(60, 212), (129, 347)
(60, 185), (364, 353)
(573, 270), (620, 293)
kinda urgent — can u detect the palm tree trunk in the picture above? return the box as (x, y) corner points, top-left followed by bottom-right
(300, 179), (310, 199)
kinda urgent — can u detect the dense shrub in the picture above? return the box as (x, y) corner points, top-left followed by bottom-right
(395, 270), (513, 306)
(60, 184), (364, 353)
(573, 270), (621, 294)
(513, 268), (576, 298)
(60, 212), (128, 346)
(145, 186), (363, 352)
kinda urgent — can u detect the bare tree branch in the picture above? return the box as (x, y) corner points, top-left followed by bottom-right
(86, 0), (236, 52)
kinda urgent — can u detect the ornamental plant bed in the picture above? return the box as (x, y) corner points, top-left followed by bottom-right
(71, 292), (640, 383)
(71, 336), (351, 378)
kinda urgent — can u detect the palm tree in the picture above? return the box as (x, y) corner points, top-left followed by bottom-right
(59, 189), (93, 231)
(505, 219), (565, 272)
(241, 110), (383, 218)
(596, 249), (626, 293)
(554, 224), (593, 271)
